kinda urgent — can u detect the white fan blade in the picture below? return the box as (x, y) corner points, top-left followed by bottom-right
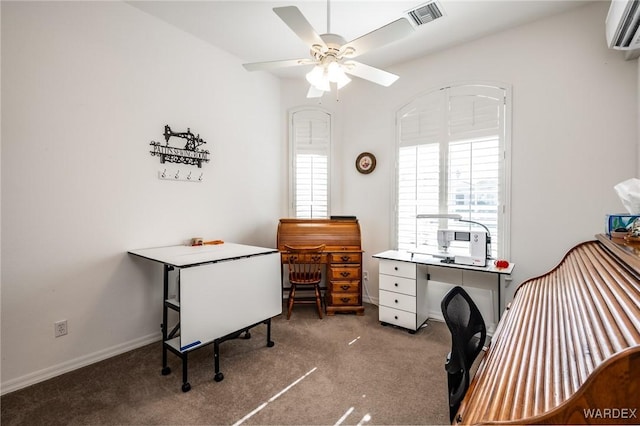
(343, 61), (399, 87)
(273, 6), (327, 50)
(243, 58), (313, 71)
(306, 85), (325, 99)
(342, 18), (414, 58)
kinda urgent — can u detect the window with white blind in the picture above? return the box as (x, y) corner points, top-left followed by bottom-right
(289, 108), (331, 218)
(396, 84), (510, 258)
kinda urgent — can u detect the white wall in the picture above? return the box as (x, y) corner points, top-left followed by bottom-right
(1, 1), (283, 393)
(282, 2), (637, 307)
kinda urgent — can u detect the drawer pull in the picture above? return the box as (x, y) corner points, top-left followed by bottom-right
(340, 272), (350, 277)
(394, 315), (398, 320)
(341, 256), (350, 262)
(341, 285), (350, 291)
(395, 299), (398, 304)
(394, 266), (398, 271)
(341, 297), (350, 303)
(394, 283), (399, 287)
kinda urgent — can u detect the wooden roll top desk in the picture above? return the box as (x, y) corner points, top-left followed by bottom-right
(277, 218), (364, 315)
(455, 234), (640, 424)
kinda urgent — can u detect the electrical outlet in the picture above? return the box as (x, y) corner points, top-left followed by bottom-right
(54, 320), (68, 337)
(363, 271), (369, 280)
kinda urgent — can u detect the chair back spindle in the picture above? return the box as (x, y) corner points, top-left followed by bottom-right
(284, 244), (325, 319)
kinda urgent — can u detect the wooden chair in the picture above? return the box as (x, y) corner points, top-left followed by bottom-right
(284, 244), (325, 320)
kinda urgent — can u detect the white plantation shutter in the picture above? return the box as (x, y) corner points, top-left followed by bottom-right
(398, 90), (445, 248)
(290, 109), (331, 218)
(448, 85), (503, 138)
(397, 84), (509, 258)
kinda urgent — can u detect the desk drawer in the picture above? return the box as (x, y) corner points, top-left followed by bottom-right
(330, 252), (362, 264)
(379, 306), (416, 330)
(379, 290), (416, 313)
(379, 259), (416, 279)
(330, 281), (359, 293)
(329, 266), (361, 280)
(329, 293), (359, 306)
(281, 252), (329, 264)
(379, 274), (416, 296)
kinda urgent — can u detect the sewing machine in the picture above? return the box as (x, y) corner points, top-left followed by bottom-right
(435, 229), (488, 266)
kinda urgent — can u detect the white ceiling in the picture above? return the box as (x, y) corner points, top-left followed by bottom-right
(127, 0), (594, 79)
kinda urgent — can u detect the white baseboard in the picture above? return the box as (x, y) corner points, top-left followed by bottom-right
(362, 281), (378, 306)
(362, 293), (379, 306)
(1, 332), (161, 396)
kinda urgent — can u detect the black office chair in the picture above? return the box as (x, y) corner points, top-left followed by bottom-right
(441, 286), (487, 423)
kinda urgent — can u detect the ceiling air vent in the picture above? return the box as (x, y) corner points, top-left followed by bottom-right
(407, 1), (444, 27)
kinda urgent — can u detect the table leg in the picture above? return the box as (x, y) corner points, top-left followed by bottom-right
(181, 353), (191, 392)
(266, 318), (274, 347)
(214, 340), (224, 382)
(497, 274), (502, 320)
(161, 264), (173, 375)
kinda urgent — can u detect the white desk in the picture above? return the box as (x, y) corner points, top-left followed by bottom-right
(129, 243), (281, 392)
(372, 250), (514, 334)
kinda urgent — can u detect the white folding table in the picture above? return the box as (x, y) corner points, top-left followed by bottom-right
(129, 243), (281, 392)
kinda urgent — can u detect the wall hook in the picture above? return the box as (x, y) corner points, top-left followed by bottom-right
(157, 169), (202, 183)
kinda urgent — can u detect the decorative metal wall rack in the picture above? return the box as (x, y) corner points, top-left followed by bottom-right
(150, 125), (210, 183)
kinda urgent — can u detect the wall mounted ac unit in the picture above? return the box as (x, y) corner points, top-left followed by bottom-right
(606, 0), (640, 50)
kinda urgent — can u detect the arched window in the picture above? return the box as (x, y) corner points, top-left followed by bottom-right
(396, 83), (511, 259)
(289, 108), (331, 218)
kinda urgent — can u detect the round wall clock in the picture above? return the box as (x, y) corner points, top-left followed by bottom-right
(356, 152), (376, 174)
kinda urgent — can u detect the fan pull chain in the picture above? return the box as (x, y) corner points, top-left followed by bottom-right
(326, 0), (331, 33)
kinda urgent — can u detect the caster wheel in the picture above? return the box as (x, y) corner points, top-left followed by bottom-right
(408, 330), (416, 335)
(214, 372), (224, 382)
(161, 367), (171, 376)
(244, 332), (251, 339)
(267, 341), (275, 347)
(380, 322), (389, 327)
(182, 383), (191, 392)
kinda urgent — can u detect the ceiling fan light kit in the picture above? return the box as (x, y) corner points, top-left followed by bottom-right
(306, 65), (330, 91)
(327, 62), (351, 88)
(306, 61), (351, 93)
(242, 1), (416, 99)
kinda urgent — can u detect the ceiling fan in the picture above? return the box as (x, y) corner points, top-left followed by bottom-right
(242, 2), (415, 98)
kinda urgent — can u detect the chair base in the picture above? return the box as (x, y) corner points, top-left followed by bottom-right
(286, 283), (323, 319)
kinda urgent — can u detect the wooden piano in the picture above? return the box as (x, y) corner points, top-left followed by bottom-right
(276, 218), (364, 315)
(455, 234), (640, 425)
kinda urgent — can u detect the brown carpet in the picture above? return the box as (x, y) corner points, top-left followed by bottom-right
(1, 303), (451, 425)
